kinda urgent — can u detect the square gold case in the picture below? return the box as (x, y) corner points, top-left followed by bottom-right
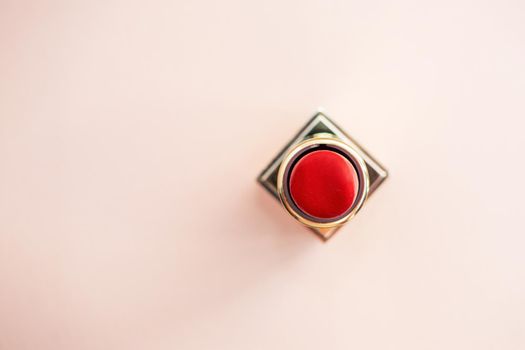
(257, 112), (388, 240)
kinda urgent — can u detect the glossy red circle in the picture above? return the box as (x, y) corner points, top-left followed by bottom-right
(289, 149), (359, 220)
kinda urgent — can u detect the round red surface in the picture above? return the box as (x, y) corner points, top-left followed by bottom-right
(289, 149), (359, 220)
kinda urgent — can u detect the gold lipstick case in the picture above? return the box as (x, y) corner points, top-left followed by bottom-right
(257, 112), (388, 241)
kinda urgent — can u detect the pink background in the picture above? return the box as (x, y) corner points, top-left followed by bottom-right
(1, 1), (524, 349)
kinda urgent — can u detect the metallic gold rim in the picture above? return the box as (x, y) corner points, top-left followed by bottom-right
(276, 135), (370, 230)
